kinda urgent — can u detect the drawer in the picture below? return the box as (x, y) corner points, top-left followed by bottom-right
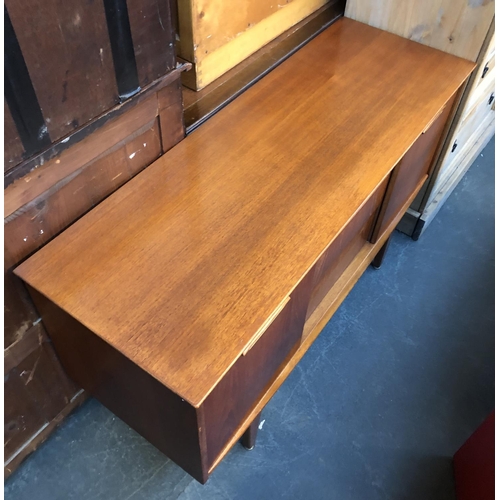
(202, 281), (312, 468)
(435, 81), (495, 194)
(306, 177), (388, 321)
(371, 95), (455, 242)
(465, 51), (495, 116)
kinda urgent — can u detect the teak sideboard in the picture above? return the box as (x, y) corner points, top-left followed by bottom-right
(15, 18), (474, 483)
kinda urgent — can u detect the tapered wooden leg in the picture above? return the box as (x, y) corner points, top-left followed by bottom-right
(240, 412), (262, 450)
(372, 234), (392, 269)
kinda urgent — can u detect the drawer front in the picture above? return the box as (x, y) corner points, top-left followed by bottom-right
(202, 277), (313, 467)
(465, 51), (495, 116)
(436, 80), (495, 194)
(306, 177), (388, 321)
(371, 96), (454, 242)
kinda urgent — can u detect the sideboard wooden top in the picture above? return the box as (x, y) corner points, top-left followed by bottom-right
(15, 18), (474, 407)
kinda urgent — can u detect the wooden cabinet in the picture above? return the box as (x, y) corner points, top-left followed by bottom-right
(14, 19), (473, 483)
(4, 0), (186, 477)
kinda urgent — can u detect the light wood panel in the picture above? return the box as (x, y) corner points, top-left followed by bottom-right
(345, 0), (494, 61)
(177, 0), (334, 89)
(16, 19), (474, 408)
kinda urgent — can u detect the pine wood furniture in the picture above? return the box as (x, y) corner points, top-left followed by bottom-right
(15, 18), (474, 483)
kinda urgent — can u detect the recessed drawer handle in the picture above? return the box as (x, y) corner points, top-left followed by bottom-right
(242, 296), (291, 356)
(422, 105), (445, 134)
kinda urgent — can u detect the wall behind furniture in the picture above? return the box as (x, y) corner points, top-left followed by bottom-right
(345, 0), (493, 61)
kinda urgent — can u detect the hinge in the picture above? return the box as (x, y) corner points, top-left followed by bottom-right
(451, 141), (458, 153)
(488, 93), (495, 106)
(482, 64), (490, 78)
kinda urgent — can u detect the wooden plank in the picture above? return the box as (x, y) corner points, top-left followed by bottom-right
(4, 329), (77, 463)
(4, 65), (187, 189)
(5, 322), (48, 376)
(345, 0), (494, 62)
(15, 19), (474, 408)
(4, 96), (158, 220)
(5, 119), (162, 270)
(178, 0), (334, 89)
(127, 0), (176, 86)
(4, 390), (86, 479)
(5, 0), (118, 142)
(4, 100), (24, 172)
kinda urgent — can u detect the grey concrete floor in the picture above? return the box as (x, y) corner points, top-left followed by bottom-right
(5, 138), (495, 500)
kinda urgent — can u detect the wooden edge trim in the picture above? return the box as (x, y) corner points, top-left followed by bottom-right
(422, 104), (445, 134)
(207, 175), (426, 475)
(242, 296), (291, 356)
(4, 390), (87, 479)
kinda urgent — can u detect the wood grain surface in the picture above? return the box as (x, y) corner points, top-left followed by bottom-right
(371, 96), (455, 242)
(345, 0), (494, 62)
(15, 18), (474, 408)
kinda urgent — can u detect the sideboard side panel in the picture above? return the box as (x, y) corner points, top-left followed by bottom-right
(26, 287), (206, 483)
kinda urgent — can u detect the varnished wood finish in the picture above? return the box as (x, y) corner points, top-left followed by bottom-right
(240, 412), (262, 450)
(345, 0), (494, 62)
(370, 96), (455, 242)
(203, 274), (312, 467)
(16, 19), (473, 408)
(28, 287), (207, 483)
(207, 175), (429, 476)
(15, 19), (474, 481)
(306, 177), (388, 321)
(177, 0), (339, 89)
(182, 2), (345, 132)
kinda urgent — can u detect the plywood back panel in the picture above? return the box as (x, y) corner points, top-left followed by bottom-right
(345, 0), (494, 62)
